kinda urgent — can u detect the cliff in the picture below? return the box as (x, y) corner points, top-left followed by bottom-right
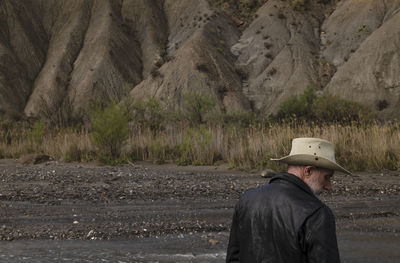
(0, 0), (399, 120)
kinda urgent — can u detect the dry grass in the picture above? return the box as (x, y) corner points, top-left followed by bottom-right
(1, 122), (399, 171)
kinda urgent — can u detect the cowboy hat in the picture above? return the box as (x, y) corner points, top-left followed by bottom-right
(271, 137), (352, 175)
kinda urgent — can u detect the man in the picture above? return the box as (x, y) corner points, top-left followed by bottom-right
(226, 137), (351, 263)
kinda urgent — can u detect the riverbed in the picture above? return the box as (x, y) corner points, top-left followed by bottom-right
(0, 160), (399, 262)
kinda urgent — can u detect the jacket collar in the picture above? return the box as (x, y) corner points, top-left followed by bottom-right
(269, 172), (316, 197)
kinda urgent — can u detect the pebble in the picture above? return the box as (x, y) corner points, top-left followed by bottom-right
(208, 239), (219, 245)
(260, 169), (277, 178)
(87, 230), (95, 238)
(0, 163), (399, 240)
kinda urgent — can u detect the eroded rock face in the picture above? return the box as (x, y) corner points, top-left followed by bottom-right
(326, 10), (400, 120)
(321, 0), (400, 67)
(0, 0), (399, 119)
(24, 0), (93, 116)
(0, 0), (47, 117)
(129, 0), (251, 112)
(231, 0), (323, 114)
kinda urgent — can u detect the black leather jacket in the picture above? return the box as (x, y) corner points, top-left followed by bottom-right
(226, 172), (340, 263)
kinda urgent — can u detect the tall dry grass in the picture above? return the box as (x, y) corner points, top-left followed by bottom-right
(1, 122), (399, 171)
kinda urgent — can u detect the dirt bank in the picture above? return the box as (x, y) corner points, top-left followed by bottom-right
(0, 159), (399, 241)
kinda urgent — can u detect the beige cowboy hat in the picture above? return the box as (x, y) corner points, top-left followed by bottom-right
(271, 137), (352, 175)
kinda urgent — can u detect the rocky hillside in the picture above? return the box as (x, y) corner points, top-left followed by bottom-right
(0, 0), (399, 120)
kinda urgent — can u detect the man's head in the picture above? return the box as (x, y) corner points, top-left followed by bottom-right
(271, 137), (351, 195)
(287, 165), (334, 195)
(271, 137), (351, 175)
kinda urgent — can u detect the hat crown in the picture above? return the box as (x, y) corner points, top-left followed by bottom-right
(290, 138), (336, 162)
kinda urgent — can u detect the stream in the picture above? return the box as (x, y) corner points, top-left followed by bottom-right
(0, 231), (399, 263)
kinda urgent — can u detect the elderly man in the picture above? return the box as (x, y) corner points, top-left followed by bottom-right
(226, 137), (351, 263)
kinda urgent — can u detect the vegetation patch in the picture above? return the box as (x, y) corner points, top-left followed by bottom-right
(196, 63), (210, 73)
(276, 87), (375, 124)
(182, 91), (217, 125)
(0, 92), (398, 171)
(89, 101), (129, 162)
(376, 100), (389, 111)
(207, 0), (268, 27)
(290, 0), (307, 11)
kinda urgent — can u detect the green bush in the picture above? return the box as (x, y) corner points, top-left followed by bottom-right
(223, 110), (257, 128)
(149, 141), (167, 164)
(90, 101), (129, 160)
(28, 121), (45, 146)
(276, 87), (317, 121)
(183, 91), (217, 125)
(132, 97), (166, 131)
(176, 127), (196, 166)
(276, 87), (374, 123)
(0, 119), (14, 145)
(64, 143), (83, 162)
(312, 94), (374, 123)
(291, 0), (307, 11)
(176, 125), (216, 165)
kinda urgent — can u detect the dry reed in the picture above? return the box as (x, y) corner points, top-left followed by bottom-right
(1, 122), (399, 171)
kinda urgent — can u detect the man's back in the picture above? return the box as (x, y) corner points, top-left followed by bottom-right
(226, 173), (340, 263)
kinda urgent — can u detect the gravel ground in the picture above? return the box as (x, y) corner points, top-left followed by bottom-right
(0, 159), (399, 241)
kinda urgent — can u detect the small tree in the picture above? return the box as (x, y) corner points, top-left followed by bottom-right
(90, 101), (129, 160)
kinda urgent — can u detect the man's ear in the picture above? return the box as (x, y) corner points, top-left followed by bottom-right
(304, 166), (313, 178)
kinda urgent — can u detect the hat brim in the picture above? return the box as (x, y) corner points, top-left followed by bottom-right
(271, 154), (352, 175)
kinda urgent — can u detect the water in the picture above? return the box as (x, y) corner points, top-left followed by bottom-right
(339, 232), (400, 263)
(0, 232), (399, 262)
(0, 234), (225, 263)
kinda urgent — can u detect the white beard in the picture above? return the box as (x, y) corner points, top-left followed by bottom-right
(306, 175), (323, 196)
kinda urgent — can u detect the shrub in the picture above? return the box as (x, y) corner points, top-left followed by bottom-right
(235, 67), (249, 80)
(265, 52), (273, 59)
(64, 143), (82, 162)
(276, 87), (317, 121)
(37, 91), (83, 129)
(277, 12), (286, 19)
(313, 94), (374, 123)
(28, 121), (45, 146)
(131, 97), (166, 131)
(176, 125), (216, 165)
(159, 45), (168, 60)
(176, 128), (194, 166)
(267, 67), (277, 76)
(0, 119), (14, 145)
(244, 0), (259, 10)
(223, 111), (256, 128)
(150, 67), (161, 78)
(183, 91), (217, 125)
(90, 101), (129, 159)
(276, 87), (374, 123)
(376, 100), (388, 111)
(148, 141), (168, 164)
(196, 63), (210, 73)
(291, 0), (307, 11)
(264, 42), (272, 49)
(216, 47), (225, 55)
